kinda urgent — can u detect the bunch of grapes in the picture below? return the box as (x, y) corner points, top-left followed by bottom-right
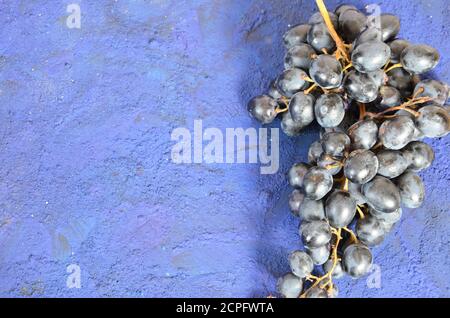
(248, 1), (449, 298)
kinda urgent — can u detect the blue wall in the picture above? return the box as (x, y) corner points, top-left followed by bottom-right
(0, 0), (448, 297)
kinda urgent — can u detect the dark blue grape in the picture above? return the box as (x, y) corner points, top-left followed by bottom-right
(401, 44), (440, 74)
(248, 95), (278, 124)
(283, 24), (311, 49)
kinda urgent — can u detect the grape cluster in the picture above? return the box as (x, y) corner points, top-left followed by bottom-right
(248, 1), (450, 298)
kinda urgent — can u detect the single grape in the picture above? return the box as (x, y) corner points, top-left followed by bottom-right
(368, 206), (402, 225)
(300, 219), (332, 248)
(378, 85), (402, 110)
(348, 119), (378, 150)
(281, 110), (305, 136)
(325, 190), (357, 228)
(366, 69), (388, 88)
(348, 181), (367, 205)
(399, 84), (419, 99)
(323, 258), (345, 279)
(391, 112), (425, 140)
(289, 250), (314, 278)
(362, 176), (401, 213)
(379, 14), (400, 41)
(415, 104), (450, 138)
(356, 215), (386, 247)
(268, 80), (283, 101)
(283, 24), (311, 49)
(247, 95), (278, 124)
(314, 94), (345, 128)
(402, 141), (435, 172)
(320, 126), (345, 138)
(317, 153), (342, 175)
(298, 197), (326, 221)
(309, 55), (343, 89)
(289, 189), (305, 217)
(376, 149), (409, 178)
(277, 68), (309, 97)
(414, 79), (449, 105)
(335, 4), (357, 17)
(412, 124), (425, 141)
(344, 70), (379, 103)
(342, 243), (373, 278)
(388, 39), (410, 64)
(308, 141), (324, 164)
(314, 93), (346, 127)
(305, 243), (331, 265)
(321, 131), (351, 157)
(400, 44), (440, 74)
(338, 9), (368, 43)
(304, 286), (328, 298)
(353, 26), (382, 48)
(351, 40), (391, 73)
(288, 162), (310, 188)
(379, 221), (395, 234)
(284, 44), (316, 71)
(289, 92), (315, 126)
(307, 23), (336, 53)
(387, 67), (419, 95)
(277, 273), (303, 298)
(395, 171), (425, 208)
(378, 115), (416, 150)
(309, 11), (338, 29)
(394, 108), (416, 119)
(302, 167), (334, 200)
(344, 149), (379, 184)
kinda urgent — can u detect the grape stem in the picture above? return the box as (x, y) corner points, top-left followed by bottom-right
(306, 274), (320, 281)
(372, 141), (383, 150)
(343, 226), (358, 243)
(370, 96), (432, 119)
(356, 206), (365, 219)
(384, 63), (403, 73)
(342, 63), (353, 72)
(411, 86), (425, 100)
(302, 75), (316, 83)
(280, 96), (290, 105)
(275, 106), (289, 114)
(326, 88), (344, 94)
(342, 177), (349, 192)
(275, 96), (290, 114)
(383, 59), (392, 71)
(378, 106), (420, 118)
(325, 162), (343, 170)
(315, 0), (350, 63)
(304, 83), (318, 95)
(358, 103), (366, 120)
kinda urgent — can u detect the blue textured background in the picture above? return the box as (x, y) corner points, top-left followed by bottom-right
(0, 0), (449, 297)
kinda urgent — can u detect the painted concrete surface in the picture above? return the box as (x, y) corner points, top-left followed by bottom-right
(0, 0), (448, 297)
